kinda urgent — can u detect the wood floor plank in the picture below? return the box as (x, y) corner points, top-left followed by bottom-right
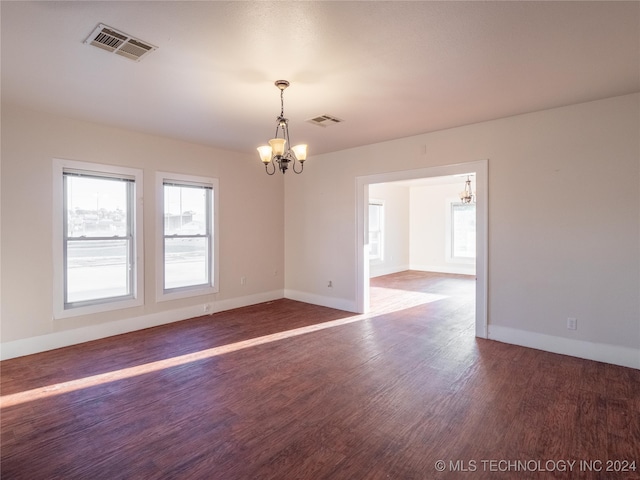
(2, 271), (639, 479)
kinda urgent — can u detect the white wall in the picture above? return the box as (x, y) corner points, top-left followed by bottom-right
(1, 104), (285, 358)
(368, 183), (410, 277)
(409, 183), (476, 276)
(368, 181), (477, 277)
(2, 94), (638, 368)
(284, 94), (640, 368)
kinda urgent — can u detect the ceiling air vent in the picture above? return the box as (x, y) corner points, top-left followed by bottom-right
(84, 24), (157, 62)
(307, 114), (343, 128)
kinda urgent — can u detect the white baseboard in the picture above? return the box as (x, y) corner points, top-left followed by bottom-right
(284, 289), (356, 313)
(5, 294), (636, 371)
(488, 325), (640, 370)
(369, 264), (410, 278)
(0, 290), (284, 360)
(212, 290), (284, 313)
(410, 264), (476, 276)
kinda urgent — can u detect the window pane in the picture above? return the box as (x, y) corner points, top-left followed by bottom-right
(453, 204), (476, 258)
(369, 232), (380, 258)
(368, 203), (384, 261)
(164, 237), (209, 289)
(66, 239), (130, 303)
(66, 176), (128, 238)
(369, 204), (380, 230)
(164, 185), (208, 235)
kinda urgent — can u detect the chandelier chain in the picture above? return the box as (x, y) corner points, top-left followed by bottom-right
(280, 88), (285, 117)
(274, 88), (286, 139)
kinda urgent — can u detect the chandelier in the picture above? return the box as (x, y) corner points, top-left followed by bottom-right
(459, 175), (475, 203)
(257, 80), (308, 175)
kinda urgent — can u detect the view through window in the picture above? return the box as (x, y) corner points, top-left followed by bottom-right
(163, 181), (213, 292)
(63, 172), (135, 306)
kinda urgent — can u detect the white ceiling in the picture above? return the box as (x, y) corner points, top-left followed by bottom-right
(2, 1), (638, 157)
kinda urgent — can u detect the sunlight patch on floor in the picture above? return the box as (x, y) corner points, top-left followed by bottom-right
(369, 287), (449, 315)
(2, 313), (363, 407)
(1, 291), (449, 408)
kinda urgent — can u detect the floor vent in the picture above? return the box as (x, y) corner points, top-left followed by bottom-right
(84, 24), (157, 62)
(307, 114), (343, 128)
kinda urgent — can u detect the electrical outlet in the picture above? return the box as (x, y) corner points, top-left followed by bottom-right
(240, 276), (246, 286)
(567, 317), (577, 330)
(203, 303), (211, 313)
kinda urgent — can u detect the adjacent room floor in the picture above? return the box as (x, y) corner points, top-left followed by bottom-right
(1, 271), (638, 479)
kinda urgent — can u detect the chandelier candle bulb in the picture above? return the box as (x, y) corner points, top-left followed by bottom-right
(257, 146), (273, 164)
(292, 144), (308, 162)
(269, 138), (286, 156)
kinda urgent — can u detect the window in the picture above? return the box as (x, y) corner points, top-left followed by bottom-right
(369, 200), (384, 261)
(157, 173), (219, 301)
(451, 203), (476, 259)
(53, 159), (144, 318)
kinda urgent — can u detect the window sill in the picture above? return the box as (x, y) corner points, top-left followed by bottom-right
(54, 296), (143, 320)
(156, 285), (219, 303)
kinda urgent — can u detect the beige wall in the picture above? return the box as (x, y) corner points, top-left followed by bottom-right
(284, 94), (640, 357)
(409, 182), (476, 276)
(1, 104), (284, 350)
(368, 181), (476, 277)
(2, 93), (639, 366)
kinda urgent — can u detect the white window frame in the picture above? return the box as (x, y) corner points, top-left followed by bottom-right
(52, 159), (144, 319)
(368, 199), (385, 262)
(445, 199), (476, 265)
(156, 172), (219, 302)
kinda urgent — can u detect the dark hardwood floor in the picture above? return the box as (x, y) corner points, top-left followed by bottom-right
(1, 271), (639, 479)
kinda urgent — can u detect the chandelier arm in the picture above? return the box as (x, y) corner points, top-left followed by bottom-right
(292, 159), (304, 174)
(265, 161), (276, 175)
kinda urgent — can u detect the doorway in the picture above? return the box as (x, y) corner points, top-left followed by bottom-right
(355, 160), (488, 338)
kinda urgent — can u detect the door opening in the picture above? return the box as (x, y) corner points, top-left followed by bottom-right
(356, 160), (488, 338)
